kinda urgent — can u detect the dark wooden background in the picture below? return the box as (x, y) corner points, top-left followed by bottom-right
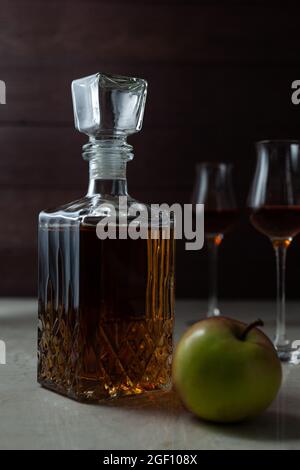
(1, 0), (300, 299)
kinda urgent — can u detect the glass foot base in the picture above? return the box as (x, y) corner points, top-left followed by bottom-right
(276, 344), (300, 364)
(207, 308), (221, 318)
(186, 307), (221, 326)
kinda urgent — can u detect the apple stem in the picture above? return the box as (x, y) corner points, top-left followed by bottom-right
(240, 319), (264, 340)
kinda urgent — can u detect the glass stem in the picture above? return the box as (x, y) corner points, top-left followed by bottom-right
(207, 235), (222, 317)
(273, 240), (290, 353)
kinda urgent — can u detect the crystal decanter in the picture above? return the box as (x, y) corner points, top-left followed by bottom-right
(38, 73), (175, 401)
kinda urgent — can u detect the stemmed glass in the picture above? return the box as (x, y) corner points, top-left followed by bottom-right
(192, 162), (238, 317)
(248, 140), (300, 362)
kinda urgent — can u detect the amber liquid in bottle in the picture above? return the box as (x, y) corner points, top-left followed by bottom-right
(38, 224), (175, 401)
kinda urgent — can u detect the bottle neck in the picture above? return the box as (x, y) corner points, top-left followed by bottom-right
(88, 179), (128, 197)
(83, 137), (133, 197)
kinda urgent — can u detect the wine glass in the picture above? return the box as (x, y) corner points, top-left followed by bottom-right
(192, 162), (238, 317)
(248, 140), (300, 362)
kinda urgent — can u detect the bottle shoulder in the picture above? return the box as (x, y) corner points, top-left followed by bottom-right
(39, 194), (174, 228)
(38, 194), (142, 225)
(39, 196), (94, 222)
(40, 194), (144, 215)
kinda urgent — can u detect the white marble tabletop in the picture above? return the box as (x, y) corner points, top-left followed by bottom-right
(0, 298), (299, 450)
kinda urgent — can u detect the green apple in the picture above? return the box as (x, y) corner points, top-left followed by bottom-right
(173, 317), (282, 423)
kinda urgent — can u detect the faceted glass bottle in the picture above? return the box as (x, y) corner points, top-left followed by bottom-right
(38, 73), (175, 401)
